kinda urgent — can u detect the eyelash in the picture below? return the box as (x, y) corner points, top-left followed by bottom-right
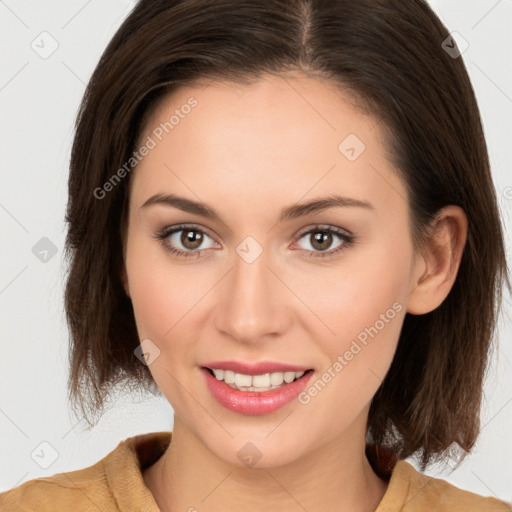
(153, 223), (356, 260)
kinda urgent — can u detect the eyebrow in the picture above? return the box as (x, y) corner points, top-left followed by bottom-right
(141, 193), (375, 222)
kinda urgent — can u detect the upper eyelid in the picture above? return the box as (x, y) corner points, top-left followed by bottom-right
(162, 224), (218, 243)
(296, 224), (352, 237)
(161, 222), (350, 234)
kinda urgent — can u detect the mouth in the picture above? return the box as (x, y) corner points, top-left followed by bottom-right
(202, 366), (314, 392)
(200, 365), (315, 415)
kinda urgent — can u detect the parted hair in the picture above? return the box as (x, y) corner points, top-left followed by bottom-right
(64, 0), (510, 471)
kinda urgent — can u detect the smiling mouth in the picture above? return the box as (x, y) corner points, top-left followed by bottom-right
(203, 367), (314, 392)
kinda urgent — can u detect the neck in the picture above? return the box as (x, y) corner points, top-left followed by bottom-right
(143, 416), (388, 512)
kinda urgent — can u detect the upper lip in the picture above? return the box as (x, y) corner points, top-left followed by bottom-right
(202, 361), (313, 375)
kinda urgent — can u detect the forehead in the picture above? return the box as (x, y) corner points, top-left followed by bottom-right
(130, 73), (407, 218)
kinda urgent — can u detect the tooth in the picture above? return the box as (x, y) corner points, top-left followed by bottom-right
(212, 369), (224, 380)
(252, 373), (271, 387)
(224, 370), (236, 384)
(283, 371), (296, 383)
(269, 372), (284, 385)
(210, 368), (308, 389)
(234, 373), (252, 387)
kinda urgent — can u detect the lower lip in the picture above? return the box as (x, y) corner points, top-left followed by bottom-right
(201, 367), (315, 415)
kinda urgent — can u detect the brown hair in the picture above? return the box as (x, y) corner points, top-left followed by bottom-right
(64, 0), (510, 471)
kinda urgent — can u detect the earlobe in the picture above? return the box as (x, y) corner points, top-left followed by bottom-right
(406, 205), (468, 315)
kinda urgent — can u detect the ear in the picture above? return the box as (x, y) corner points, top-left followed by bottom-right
(406, 205), (468, 315)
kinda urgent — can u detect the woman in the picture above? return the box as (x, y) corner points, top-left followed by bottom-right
(1, 0), (510, 510)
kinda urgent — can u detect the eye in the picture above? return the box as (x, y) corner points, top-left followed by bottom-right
(294, 225), (355, 258)
(154, 224), (218, 258)
(154, 223), (356, 260)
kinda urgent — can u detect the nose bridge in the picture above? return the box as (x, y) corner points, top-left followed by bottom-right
(215, 239), (288, 342)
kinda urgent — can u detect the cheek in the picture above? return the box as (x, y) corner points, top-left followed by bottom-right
(125, 234), (199, 340)
(292, 238), (410, 392)
(126, 251), (210, 408)
(128, 264), (207, 342)
(294, 242), (410, 336)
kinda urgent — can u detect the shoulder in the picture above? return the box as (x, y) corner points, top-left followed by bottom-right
(0, 431), (171, 512)
(377, 459), (511, 512)
(0, 458), (113, 511)
(0, 464), (110, 511)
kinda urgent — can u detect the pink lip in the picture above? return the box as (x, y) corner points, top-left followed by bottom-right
(202, 360), (313, 375)
(201, 367), (315, 415)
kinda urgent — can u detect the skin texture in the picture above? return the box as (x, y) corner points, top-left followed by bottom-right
(121, 72), (468, 512)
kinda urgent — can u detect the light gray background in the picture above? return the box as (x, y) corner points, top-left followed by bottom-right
(1, 0), (511, 503)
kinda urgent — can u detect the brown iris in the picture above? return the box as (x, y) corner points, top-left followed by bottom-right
(181, 229), (204, 250)
(310, 230), (333, 251)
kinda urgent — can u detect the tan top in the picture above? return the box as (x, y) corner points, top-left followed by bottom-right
(0, 430), (510, 511)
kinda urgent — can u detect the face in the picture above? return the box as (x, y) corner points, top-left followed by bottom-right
(123, 73), (421, 467)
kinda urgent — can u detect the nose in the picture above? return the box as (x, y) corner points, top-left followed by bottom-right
(213, 245), (291, 345)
